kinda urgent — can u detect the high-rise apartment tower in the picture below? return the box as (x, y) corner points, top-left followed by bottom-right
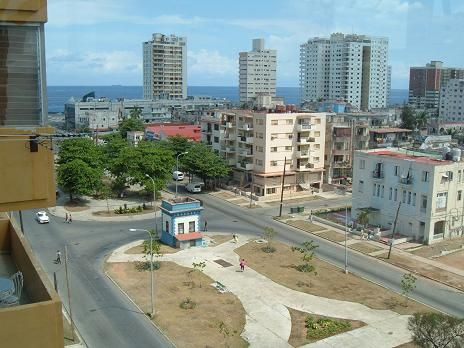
(143, 33), (187, 100)
(239, 39), (277, 104)
(300, 33), (389, 110)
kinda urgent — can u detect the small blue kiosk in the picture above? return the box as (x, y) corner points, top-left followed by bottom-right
(160, 197), (204, 249)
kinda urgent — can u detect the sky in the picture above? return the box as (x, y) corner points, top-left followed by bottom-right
(45, 0), (464, 89)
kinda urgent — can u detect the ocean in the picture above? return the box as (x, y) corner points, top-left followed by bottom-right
(47, 86), (408, 113)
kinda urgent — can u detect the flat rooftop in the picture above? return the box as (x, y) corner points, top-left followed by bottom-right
(364, 149), (452, 165)
(370, 128), (412, 134)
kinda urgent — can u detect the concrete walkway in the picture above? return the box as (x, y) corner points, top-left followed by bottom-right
(108, 237), (412, 348)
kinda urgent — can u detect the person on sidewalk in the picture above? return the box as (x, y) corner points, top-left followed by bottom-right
(68, 214), (72, 223)
(65, 213), (69, 223)
(204, 220), (208, 232)
(239, 258), (246, 272)
(55, 250), (62, 264)
(233, 233), (238, 243)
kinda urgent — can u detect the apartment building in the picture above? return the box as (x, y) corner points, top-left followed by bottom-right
(353, 148), (464, 244)
(143, 33), (187, 100)
(408, 60), (464, 112)
(439, 79), (464, 122)
(201, 110), (326, 199)
(239, 39), (277, 104)
(324, 110), (401, 184)
(65, 95), (231, 130)
(0, 1), (64, 347)
(300, 33), (389, 110)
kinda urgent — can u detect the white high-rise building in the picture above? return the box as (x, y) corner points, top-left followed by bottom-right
(143, 33), (187, 100)
(439, 79), (464, 121)
(239, 39), (277, 104)
(300, 33), (389, 110)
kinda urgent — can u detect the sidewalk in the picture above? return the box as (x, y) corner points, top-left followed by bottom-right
(277, 214), (464, 291)
(48, 190), (176, 222)
(108, 236), (412, 348)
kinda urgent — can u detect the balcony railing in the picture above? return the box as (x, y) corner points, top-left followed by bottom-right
(399, 177), (413, 185)
(296, 150), (309, 158)
(372, 170), (384, 179)
(296, 123), (312, 132)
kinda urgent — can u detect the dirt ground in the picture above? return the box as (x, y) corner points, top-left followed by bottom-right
(350, 242), (383, 254)
(436, 250), (464, 271)
(107, 261), (247, 348)
(285, 220), (326, 233)
(236, 241), (431, 315)
(287, 307), (365, 347)
(377, 252), (464, 290)
(64, 201), (89, 212)
(410, 237), (464, 258)
(317, 229), (346, 242)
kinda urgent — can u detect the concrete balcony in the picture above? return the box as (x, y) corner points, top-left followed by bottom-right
(399, 177), (413, 185)
(245, 137), (254, 144)
(372, 170), (384, 179)
(225, 147), (236, 153)
(296, 150), (309, 158)
(227, 158), (236, 166)
(201, 128), (212, 134)
(296, 123), (312, 132)
(296, 138), (309, 144)
(237, 162), (254, 170)
(239, 149), (253, 157)
(239, 124), (253, 131)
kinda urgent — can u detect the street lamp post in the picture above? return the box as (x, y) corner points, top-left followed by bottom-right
(145, 174), (158, 238)
(335, 187), (350, 274)
(175, 152), (188, 198)
(129, 228), (154, 317)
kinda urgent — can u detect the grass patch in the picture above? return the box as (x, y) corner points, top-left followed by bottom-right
(286, 220), (326, 233)
(236, 241), (430, 315)
(349, 242), (383, 254)
(287, 308), (365, 347)
(106, 261), (247, 348)
(317, 230), (346, 242)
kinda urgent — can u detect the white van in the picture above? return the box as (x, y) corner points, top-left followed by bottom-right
(185, 183), (202, 193)
(172, 171), (184, 181)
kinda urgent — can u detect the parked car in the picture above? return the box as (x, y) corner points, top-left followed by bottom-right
(172, 171), (184, 181)
(36, 211), (50, 224)
(185, 183), (202, 193)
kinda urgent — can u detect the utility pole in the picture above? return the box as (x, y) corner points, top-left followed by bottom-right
(64, 245), (75, 342)
(279, 156), (287, 217)
(249, 173), (254, 209)
(388, 202), (402, 259)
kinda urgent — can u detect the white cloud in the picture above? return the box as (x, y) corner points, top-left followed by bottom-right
(188, 49), (236, 76)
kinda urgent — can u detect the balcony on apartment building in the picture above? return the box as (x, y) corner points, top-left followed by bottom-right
(237, 162), (254, 171)
(399, 176), (413, 186)
(296, 150), (310, 158)
(296, 162), (315, 171)
(372, 170), (384, 179)
(238, 148), (253, 157)
(297, 137), (316, 144)
(238, 135), (254, 144)
(238, 123), (253, 131)
(296, 123), (312, 132)
(221, 121), (235, 129)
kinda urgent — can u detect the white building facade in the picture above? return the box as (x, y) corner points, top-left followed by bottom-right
(143, 33), (187, 100)
(352, 148), (464, 244)
(239, 39), (277, 104)
(439, 79), (464, 122)
(300, 33), (389, 111)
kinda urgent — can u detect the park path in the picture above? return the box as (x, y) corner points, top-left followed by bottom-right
(108, 238), (412, 348)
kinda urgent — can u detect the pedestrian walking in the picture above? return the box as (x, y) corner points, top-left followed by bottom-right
(68, 214), (72, 223)
(55, 250), (62, 264)
(65, 213), (69, 223)
(233, 233), (238, 243)
(204, 220), (207, 232)
(239, 258), (246, 272)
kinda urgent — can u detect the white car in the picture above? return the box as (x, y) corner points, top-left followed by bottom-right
(185, 183), (202, 193)
(172, 171), (184, 181)
(36, 211), (50, 224)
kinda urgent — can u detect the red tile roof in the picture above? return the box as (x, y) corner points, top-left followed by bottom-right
(175, 232), (203, 241)
(369, 150), (451, 165)
(146, 124), (201, 141)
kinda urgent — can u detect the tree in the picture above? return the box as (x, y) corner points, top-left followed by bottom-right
(400, 273), (417, 306)
(163, 135), (192, 156)
(416, 111), (428, 130)
(262, 227), (277, 253)
(400, 105), (417, 130)
(408, 312), (464, 348)
(118, 108), (144, 138)
(291, 241), (319, 273)
(142, 230), (161, 269)
(182, 143), (230, 188)
(192, 261), (206, 288)
(58, 138), (103, 169)
(357, 210), (370, 227)
(57, 159), (102, 201)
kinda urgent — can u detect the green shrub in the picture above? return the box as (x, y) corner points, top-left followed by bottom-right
(129, 207), (137, 213)
(305, 316), (351, 340)
(179, 297), (196, 310)
(137, 205), (143, 212)
(142, 202), (147, 210)
(134, 260), (161, 272)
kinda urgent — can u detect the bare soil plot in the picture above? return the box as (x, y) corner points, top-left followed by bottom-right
(208, 234), (233, 245)
(64, 201), (89, 212)
(410, 237), (464, 258)
(395, 342), (420, 348)
(236, 241), (430, 315)
(377, 252), (464, 290)
(430, 250), (464, 271)
(350, 242), (384, 254)
(107, 261), (247, 348)
(287, 307), (365, 347)
(286, 220), (326, 233)
(125, 243), (179, 255)
(266, 195), (320, 206)
(214, 192), (236, 199)
(317, 230), (346, 242)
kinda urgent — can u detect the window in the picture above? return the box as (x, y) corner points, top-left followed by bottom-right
(459, 191), (462, 201)
(271, 120), (278, 125)
(436, 192), (448, 210)
(381, 185), (384, 198)
(166, 221), (169, 232)
(360, 159), (365, 169)
(315, 118), (321, 124)
(214, 136), (219, 143)
(270, 161), (277, 166)
(402, 190), (407, 203)
(373, 184), (376, 196)
(189, 221), (195, 232)
(408, 192), (412, 204)
(313, 156), (320, 162)
(266, 187), (277, 194)
(257, 146), (263, 152)
(413, 193), (416, 206)
(286, 119), (293, 125)
(178, 222), (184, 234)
(256, 119), (264, 125)
(214, 124), (219, 130)
(285, 146), (292, 151)
(359, 180), (364, 192)
(394, 188), (398, 201)
(459, 170), (462, 182)
(394, 166), (399, 176)
(421, 195), (427, 210)
(422, 171), (430, 182)
(314, 131), (320, 137)
(288, 134), (293, 139)
(270, 147), (277, 152)
(270, 133), (277, 140)
(389, 187), (392, 200)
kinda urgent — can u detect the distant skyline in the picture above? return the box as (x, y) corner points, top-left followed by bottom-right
(46, 0), (464, 89)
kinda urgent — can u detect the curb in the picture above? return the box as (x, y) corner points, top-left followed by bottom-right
(62, 307), (87, 347)
(47, 207), (156, 222)
(105, 271), (177, 348)
(273, 218), (464, 299)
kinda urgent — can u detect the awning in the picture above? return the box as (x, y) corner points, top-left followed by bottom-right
(357, 207), (380, 213)
(175, 232), (203, 241)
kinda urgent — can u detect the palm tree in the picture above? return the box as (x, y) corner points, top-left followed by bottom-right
(357, 210), (370, 228)
(415, 111), (428, 130)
